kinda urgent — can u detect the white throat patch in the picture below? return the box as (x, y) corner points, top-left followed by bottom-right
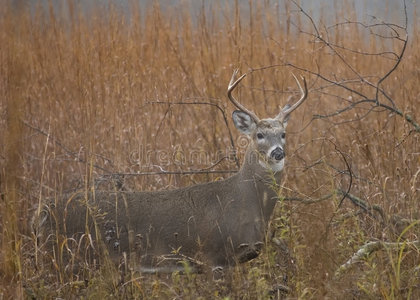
(259, 158), (285, 173)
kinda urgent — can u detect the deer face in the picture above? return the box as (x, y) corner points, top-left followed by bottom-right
(227, 70), (307, 172)
(232, 109), (290, 172)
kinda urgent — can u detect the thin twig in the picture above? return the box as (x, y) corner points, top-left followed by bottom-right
(336, 189), (385, 220)
(23, 120), (113, 173)
(147, 100), (240, 168)
(104, 170), (237, 177)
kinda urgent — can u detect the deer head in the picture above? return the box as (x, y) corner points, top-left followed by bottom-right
(228, 70), (308, 173)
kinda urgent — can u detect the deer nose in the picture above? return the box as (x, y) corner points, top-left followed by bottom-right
(270, 147), (285, 161)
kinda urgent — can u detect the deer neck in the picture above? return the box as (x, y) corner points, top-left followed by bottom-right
(234, 146), (282, 226)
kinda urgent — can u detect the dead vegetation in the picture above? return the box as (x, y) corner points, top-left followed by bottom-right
(1, 0), (419, 298)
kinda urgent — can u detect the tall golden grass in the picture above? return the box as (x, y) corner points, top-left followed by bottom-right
(1, 1), (419, 298)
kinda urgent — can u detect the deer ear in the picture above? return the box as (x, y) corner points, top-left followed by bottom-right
(232, 110), (257, 135)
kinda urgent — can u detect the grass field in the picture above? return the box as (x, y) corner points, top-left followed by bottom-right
(1, 0), (419, 298)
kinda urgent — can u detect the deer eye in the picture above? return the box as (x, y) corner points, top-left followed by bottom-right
(257, 133), (264, 140)
(281, 132), (286, 139)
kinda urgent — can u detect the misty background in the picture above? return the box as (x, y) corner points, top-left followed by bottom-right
(9, 0), (418, 33)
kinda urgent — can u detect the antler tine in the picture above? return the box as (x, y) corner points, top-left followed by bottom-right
(228, 69), (260, 122)
(281, 74), (308, 117)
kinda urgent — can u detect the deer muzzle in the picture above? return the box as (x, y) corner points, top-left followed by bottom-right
(270, 147), (285, 161)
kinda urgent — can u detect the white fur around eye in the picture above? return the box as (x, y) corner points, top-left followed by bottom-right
(256, 133), (265, 143)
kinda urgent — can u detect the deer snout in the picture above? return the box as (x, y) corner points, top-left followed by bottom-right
(270, 147), (285, 161)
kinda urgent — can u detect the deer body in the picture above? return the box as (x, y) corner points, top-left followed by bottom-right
(52, 145), (281, 272)
(35, 71), (307, 273)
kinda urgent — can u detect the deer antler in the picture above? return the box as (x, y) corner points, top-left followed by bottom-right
(228, 69), (260, 123)
(280, 74), (308, 118)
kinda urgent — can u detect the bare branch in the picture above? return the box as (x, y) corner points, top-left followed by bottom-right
(285, 0), (419, 132)
(336, 189), (384, 220)
(104, 169), (237, 177)
(335, 239), (420, 278)
(148, 99), (240, 168)
(22, 120), (113, 173)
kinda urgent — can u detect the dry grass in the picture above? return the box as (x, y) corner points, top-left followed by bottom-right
(1, 1), (419, 299)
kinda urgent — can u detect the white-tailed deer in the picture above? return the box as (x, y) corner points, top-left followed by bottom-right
(34, 70), (308, 273)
